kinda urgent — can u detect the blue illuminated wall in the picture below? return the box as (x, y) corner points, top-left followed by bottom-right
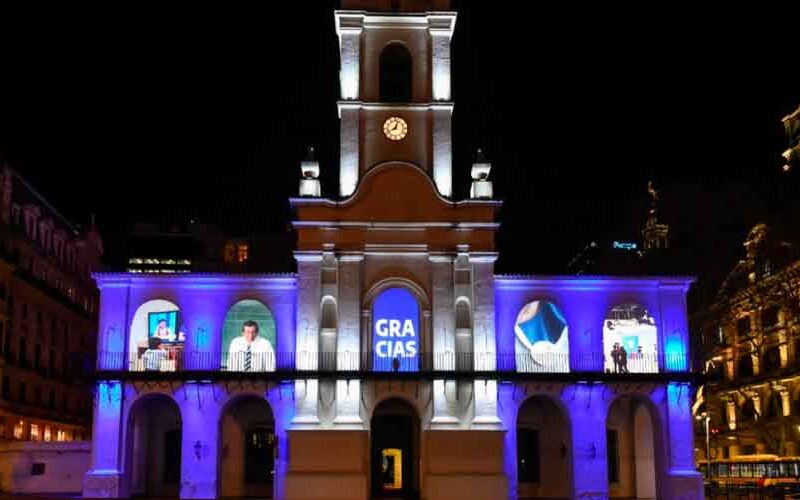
(495, 276), (693, 373)
(94, 274), (297, 371)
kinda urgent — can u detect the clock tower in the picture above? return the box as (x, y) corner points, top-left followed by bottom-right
(335, 0), (456, 197)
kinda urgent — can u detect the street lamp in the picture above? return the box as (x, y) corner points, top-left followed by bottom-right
(696, 411), (711, 478)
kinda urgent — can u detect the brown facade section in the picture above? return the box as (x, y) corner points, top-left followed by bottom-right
(360, 107), (432, 175)
(292, 162), (500, 253)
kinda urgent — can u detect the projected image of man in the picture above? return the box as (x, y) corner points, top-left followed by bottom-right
(228, 320), (275, 371)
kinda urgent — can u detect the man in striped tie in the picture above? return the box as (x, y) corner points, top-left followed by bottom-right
(228, 320), (275, 372)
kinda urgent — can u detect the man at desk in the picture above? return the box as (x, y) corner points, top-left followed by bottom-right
(228, 320), (275, 371)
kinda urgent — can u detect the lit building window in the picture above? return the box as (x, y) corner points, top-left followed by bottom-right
(13, 421), (24, 440)
(30, 423), (40, 441)
(224, 243), (234, 263)
(128, 258), (143, 264)
(237, 244), (249, 263)
(43, 426), (51, 442)
(56, 430), (66, 442)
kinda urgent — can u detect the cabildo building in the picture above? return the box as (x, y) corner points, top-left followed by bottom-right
(82, 1), (702, 499)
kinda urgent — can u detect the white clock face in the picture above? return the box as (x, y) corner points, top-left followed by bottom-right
(383, 116), (408, 141)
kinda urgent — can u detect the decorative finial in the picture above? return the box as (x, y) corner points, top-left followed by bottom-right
(470, 147), (493, 199)
(299, 146), (321, 197)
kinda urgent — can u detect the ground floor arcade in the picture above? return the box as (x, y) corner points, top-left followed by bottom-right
(83, 379), (702, 500)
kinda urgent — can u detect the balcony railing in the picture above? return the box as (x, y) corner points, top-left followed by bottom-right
(96, 350), (689, 377)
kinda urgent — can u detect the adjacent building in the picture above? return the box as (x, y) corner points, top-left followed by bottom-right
(0, 165), (102, 442)
(691, 106), (800, 465)
(693, 224), (800, 459)
(82, 2), (702, 499)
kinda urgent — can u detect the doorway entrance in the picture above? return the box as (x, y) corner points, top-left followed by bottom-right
(219, 396), (275, 498)
(371, 398), (419, 499)
(125, 395), (182, 497)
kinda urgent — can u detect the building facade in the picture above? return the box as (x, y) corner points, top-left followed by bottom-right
(693, 224), (800, 460)
(83, 2), (702, 499)
(0, 165), (102, 443)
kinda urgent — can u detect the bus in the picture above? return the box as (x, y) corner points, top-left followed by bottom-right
(699, 454), (800, 487)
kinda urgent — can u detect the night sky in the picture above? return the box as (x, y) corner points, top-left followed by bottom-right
(0, 3), (797, 307)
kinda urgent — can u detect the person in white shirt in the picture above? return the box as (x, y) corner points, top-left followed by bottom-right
(227, 320), (275, 372)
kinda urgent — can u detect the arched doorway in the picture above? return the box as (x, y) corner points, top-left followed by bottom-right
(516, 396), (571, 499)
(606, 396), (659, 499)
(371, 398), (420, 499)
(125, 395), (182, 497)
(219, 396), (276, 498)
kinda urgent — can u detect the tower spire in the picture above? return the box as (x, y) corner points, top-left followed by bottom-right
(642, 180), (669, 250)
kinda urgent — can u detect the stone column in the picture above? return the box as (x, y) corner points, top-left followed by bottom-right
(95, 280), (131, 370)
(179, 383), (221, 499)
(429, 27), (452, 101)
(432, 104), (453, 198)
(430, 255), (455, 371)
(663, 382), (704, 498)
(471, 255), (497, 371)
(564, 383), (609, 498)
(336, 26), (361, 100)
(337, 254), (362, 371)
(339, 103), (360, 197)
(334, 0), (364, 198)
(83, 381), (125, 498)
(472, 255), (500, 425)
(659, 284), (691, 372)
(335, 254), (363, 425)
(294, 253), (321, 425)
(295, 253), (322, 370)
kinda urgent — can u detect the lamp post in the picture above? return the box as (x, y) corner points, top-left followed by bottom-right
(696, 411), (711, 478)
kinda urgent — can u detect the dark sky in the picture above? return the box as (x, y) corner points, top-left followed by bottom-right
(0, 3), (798, 306)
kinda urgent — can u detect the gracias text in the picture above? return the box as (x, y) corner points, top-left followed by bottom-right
(374, 319), (417, 358)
